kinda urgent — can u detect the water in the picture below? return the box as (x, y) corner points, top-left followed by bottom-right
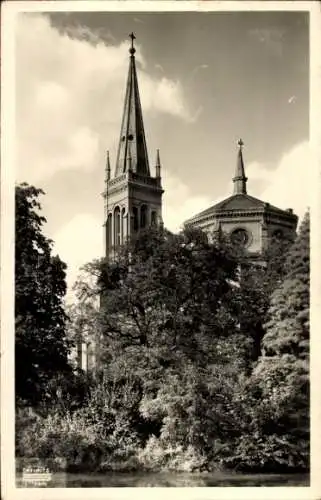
(17, 471), (309, 488)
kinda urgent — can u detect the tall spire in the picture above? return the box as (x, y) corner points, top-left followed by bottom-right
(233, 138), (247, 195)
(114, 33), (150, 177)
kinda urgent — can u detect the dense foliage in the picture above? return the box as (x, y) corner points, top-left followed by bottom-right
(16, 197), (310, 474)
(15, 184), (76, 409)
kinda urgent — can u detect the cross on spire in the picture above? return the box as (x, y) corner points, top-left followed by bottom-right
(129, 32), (136, 55)
(237, 138), (244, 149)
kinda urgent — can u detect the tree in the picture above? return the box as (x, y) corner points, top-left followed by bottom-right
(263, 211), (309, 358)
(232, 231), (296, 364)
(232, 212), (310, 471)
(72, 227), (253, 463)
(78, 226), (244, 368)
(261, 212), (309, 448)
(15, 183), (71, 408)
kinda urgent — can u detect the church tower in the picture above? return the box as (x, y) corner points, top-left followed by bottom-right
(103, 33), (164, 258)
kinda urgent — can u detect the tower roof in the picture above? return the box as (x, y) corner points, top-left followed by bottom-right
(185, 193), (298, 226)
(233, 139), (247, 195)
(114, 33), (150, 178)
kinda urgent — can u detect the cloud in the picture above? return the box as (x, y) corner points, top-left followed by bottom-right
(247, 141), (313, 221)
(53, 213), (103, 297)
(247, 27), (286, 57)
(155, 63), (164, 72)
(193, 64), (209, 72)
(140, 77), (196, 122)
(16, 13), (193, 185)
(188, 64), (209, 85)
(248, 27), (286, 43)
(162, 171), (211, 233)
(59, 23), (117, 46)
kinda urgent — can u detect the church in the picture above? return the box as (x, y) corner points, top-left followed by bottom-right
(75, 33), (298, 371)
(184, 138), (298, 263)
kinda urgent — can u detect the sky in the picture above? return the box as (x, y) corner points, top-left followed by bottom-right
(14, 9), (311, 294)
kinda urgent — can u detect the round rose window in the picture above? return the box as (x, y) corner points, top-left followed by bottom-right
(231, 228), (249, 246)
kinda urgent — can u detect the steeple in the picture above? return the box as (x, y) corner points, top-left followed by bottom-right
(233, 138), (247, 195)
(114, 33), (150, 177)
(103, 32), (164, 262)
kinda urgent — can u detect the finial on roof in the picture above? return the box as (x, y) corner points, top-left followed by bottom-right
(129, 32), (136, 55)
(106, 150), (111, 181)
(127, 142), (133, 172)
(155, 149), (161, 178)
(233, 138), (247, 195)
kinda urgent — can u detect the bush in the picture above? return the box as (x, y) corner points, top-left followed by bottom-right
(138, 436), (206, 472)
(221, 433), (309, 472)
(16, 407), (104, 470)
(16, 401), (143, 472)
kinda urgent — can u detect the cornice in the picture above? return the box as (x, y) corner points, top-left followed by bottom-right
(128, 181), (164, 195)
(186, 207), (297, 227)
(103, 174), (163, 198)
(186, 210), (265, 226)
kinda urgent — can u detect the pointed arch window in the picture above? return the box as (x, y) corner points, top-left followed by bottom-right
(114, 207), (121, 246)
(151, 211), (157, 226)
(133, 207), (139, 232)
(107, 213), (112, 251)
(140, 204), (147, 229)
(121, 207), (126, 243)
